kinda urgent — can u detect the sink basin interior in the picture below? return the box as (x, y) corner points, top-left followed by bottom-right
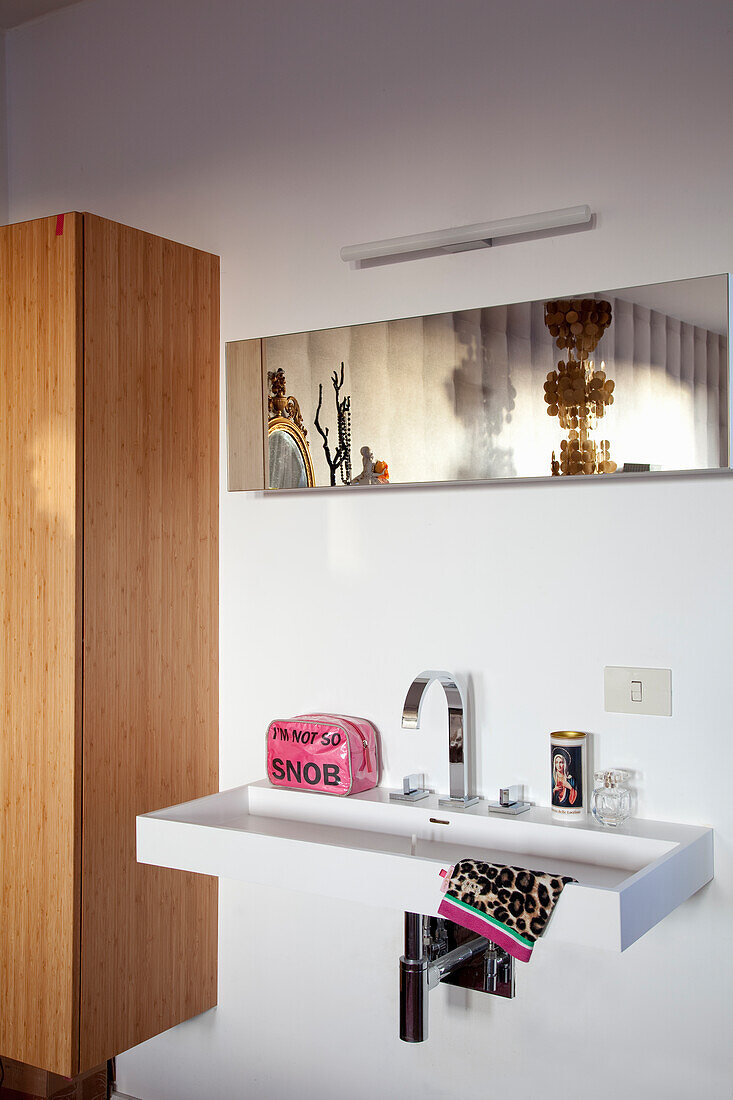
(161, 781), (679, 890)
(238, 813), (653, 887)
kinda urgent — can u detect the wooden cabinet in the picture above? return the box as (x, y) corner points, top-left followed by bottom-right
(0, 213), (219, 1076)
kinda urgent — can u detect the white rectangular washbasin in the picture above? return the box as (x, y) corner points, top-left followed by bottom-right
(137, 781), (713, 952)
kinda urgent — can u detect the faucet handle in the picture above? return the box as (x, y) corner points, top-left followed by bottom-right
(390, 773), (430, 802)
(499, 785), (521, 806)
(487, 785), (530, 816)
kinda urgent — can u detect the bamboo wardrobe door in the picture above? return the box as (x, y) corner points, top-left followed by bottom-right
(80, 216), (219, 1068)
(0, 214), (84, 1075)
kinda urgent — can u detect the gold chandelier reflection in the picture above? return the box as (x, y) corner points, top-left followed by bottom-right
(544, 298), (617, 476)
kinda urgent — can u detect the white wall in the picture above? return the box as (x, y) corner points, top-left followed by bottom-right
(6, 1), (733, 1097)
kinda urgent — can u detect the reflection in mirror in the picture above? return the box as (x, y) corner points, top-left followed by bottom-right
(226, 274), (730, 490)
(269, 423), (309, 489)
(266, 370), (315, 489)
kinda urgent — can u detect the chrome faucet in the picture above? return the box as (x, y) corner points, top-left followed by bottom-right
(398, 670), (479, 808)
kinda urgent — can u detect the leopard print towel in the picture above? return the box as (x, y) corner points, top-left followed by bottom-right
(437, 859), (576, 962)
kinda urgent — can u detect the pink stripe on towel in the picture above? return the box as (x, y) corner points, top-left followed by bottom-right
(438, 898), (534, 963)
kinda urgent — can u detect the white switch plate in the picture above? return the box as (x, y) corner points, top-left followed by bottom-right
(604, 666), (672, 716)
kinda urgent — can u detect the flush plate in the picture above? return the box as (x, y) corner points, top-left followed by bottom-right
(604, 665), (672, 716)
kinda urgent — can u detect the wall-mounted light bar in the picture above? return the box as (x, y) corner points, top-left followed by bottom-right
(340, 204), (593, 263)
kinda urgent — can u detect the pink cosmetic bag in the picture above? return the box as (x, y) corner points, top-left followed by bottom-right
(266, 713), (379, 796)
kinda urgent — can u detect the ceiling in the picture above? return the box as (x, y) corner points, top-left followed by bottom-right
(0, 0), (85, 29)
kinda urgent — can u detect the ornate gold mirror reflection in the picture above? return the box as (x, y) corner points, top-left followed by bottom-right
(267, 369), (315, 489)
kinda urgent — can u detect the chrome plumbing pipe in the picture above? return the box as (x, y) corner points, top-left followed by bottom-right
(399, 912), (491, 1043)
(426, 935), (490, 990)
(400, 913), (429, 1043)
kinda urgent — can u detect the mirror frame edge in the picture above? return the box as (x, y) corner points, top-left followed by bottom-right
(721, 273), (726, 468)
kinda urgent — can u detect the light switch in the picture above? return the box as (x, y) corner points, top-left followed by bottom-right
(604, 666), (672, 716)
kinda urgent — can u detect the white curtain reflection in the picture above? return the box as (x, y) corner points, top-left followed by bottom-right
(468, 297), (728, 477)
(265, 296), (727, 484)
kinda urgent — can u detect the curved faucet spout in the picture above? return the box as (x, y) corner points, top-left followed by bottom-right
(401, 670), (478, 808)
(402, 670), (462, 729)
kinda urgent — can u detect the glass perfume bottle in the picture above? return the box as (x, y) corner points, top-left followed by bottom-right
(591, 770), (631, 828)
